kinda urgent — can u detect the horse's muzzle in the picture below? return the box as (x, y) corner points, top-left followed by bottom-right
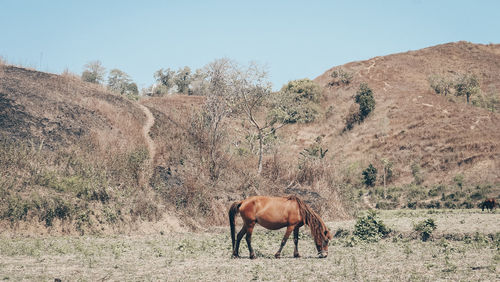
(318, 252), (328, 258)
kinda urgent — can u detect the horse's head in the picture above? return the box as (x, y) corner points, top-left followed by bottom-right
(316, 229), (333, 258)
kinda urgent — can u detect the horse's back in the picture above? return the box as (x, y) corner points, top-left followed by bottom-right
(239, 196), (301, 230)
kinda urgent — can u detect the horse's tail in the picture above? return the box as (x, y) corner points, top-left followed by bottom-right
(228, 201), (242, 251)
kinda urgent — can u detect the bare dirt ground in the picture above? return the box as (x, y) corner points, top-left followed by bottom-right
(1, 209), (498, 281)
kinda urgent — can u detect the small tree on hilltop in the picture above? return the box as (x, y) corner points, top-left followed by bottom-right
(175, 66), (192, 94)
(107, 69), (139, 99)
(82, 60), (106, 84)
(153, 68), (175, 96)
(454, 73), (480, 104)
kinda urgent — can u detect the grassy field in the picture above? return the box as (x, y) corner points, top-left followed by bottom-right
(0, 209), (498, 281)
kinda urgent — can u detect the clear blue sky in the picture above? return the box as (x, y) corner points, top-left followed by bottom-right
(1, 0), (499, 90)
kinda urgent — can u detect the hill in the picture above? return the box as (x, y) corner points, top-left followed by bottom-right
(309, 41), (499, 186)
(0, 65), (183, 235)
(1, 41), (499, 234)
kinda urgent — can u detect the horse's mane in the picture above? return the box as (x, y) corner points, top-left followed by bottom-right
(288, 195), (327, 243)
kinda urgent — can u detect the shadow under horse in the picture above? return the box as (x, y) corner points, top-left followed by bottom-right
(228, 195), (332, 259)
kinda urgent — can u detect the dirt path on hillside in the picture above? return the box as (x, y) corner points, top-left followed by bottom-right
(356, 56), (380, 80)
(138, 104), (156, 161)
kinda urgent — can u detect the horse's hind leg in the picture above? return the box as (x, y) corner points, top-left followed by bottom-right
(275, 225), (294, 258)
(245, 223), (256, 259)
(233, 227), (247, 258)
(293, 225), (301, 258)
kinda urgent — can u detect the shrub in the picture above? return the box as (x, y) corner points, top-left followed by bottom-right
(344, 103), (361, 131)
(362, 164), (377, 187)
(330, 68), (353, 85)
(355, 83), (375, 121)
(276, 78), (322, 124)
(334, 228), (350, 238)
(414, 218), (437, 241)
(280, 78), (322, 103)
(1, 195), (30, 222)
(428, 74), (453, 96)
(353, 210), (391, 242)
(454, 73), (480, 104)
(411, 163), (424, 185)
(407, 201), (417, 209)
(375, 201), (397, 210)
(453, 174), (464, 190)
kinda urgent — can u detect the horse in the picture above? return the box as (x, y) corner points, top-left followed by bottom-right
(228, 195), (333, 259)
(481, 198), (496, 212)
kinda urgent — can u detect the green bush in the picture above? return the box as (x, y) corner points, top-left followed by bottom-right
(355, 83), (375, 121)
(414, 218), (437, 242)
(1, 196), (29, 222)
(362, 164), (377, 187)
(353, 210), (391, 242)
(276, 78), (322, 124)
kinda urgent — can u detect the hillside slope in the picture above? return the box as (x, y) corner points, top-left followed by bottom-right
(304, 41), (500, 186)
(0, 65), (145, 150)
(1, 42), (498, 233)
(0, 65), (184, 235)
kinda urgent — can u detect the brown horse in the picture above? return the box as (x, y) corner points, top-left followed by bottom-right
(228, 195), (332, 259)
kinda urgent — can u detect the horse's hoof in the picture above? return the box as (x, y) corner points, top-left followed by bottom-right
(250, 254), (256, 259)
(274, 253), (281, 259)
(232, 254), (240, 259)
(294, 253), (301, 258)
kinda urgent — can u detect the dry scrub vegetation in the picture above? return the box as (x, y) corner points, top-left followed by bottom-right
(1, 42), (500, 235)
(0, 210), (498, 281)
(0, 65), (161, 234)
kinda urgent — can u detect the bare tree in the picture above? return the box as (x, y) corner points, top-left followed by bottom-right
(232, 63), (287, 174)
(189, 59), (236, 180)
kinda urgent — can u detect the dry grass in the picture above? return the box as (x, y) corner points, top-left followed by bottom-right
(312, 41), (500, 186)
(0, 65), (161, 234)
(2, 42), (500, 233)
(0, 210), (498, 281)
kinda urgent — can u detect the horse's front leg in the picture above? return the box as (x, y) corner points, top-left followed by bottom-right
(293, 225), (301, 258)
(275, 225), (294, 258)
